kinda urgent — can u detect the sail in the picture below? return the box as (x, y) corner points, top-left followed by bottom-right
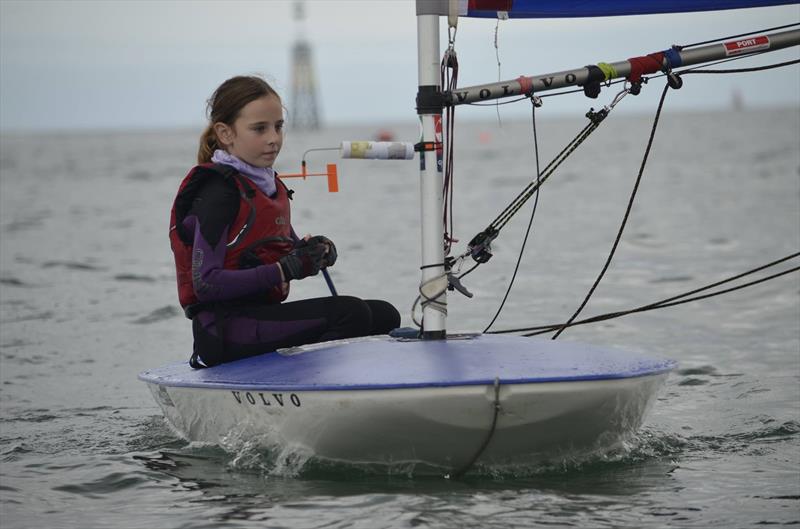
(462, 0), (799, 18)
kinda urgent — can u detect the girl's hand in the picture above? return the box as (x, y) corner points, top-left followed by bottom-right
(296, 234), (336, 267)
(306, 235), (337, 267)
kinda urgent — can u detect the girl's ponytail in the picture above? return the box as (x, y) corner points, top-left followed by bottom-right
(197, 124), (218, 164)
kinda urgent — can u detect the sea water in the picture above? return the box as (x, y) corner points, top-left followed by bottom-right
(1, 105), (798, 528)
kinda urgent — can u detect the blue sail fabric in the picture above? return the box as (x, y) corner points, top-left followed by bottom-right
(464, 0), (799, 18)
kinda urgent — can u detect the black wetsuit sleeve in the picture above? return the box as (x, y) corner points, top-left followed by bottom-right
(188, 177), (240, 248)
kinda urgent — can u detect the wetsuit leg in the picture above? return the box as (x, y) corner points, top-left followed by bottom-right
(192, 296), (398, 366)
(365, 299), (401, 335)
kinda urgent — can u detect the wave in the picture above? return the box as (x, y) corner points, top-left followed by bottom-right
(130, 305), (181, 324)
(132, 417), (800, 482)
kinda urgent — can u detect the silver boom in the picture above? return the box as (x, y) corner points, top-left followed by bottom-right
(446, 28), (800, 106)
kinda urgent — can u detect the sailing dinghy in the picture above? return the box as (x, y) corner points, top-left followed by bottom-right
(140, 334), (674, 470)
(141, 0), (799, 472)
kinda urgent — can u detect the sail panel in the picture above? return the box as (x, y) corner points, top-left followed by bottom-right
(464, 0), (799, 18)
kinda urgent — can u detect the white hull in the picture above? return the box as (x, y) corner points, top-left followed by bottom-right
(147, 372), (667, 470)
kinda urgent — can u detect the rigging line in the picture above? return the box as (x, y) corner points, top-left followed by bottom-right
(465, 44), (795, 109)
(490, 251), (800, 335)
(448, 377), (502, 479)
(650, 52), (798, 81)
(677, 48), (789, 72)
(494, 17), (503, 125)
(522, 265), (800, 337)
(412, 273), (450, 329)
(484, 98), (543, 333)
(676, 51), (774, 71)
(468, 96), (529, 107)
(487, 121), (595, 230)
(466, 47), (784, 255)
(467, 49), (795, 108)
(541, 86), (606, 99)
(446, 110), (456, 253)
(680, 22), (800, 49)
(441, 47), (459, 255)
(681, 58), (800, 75)
(552, 82), (671, 340)
(492, 120), (600, 232)
(468, 81), (626, 106)
(471, 86), (611, 105)
(458, 261), (481, 280)
(540, 79), (629, 100)
(471, 80), (627, 105)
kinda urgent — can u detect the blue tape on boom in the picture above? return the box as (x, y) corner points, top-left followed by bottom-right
(664, 47), (683, 68)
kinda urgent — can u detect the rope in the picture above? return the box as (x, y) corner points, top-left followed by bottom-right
(456, 88), (627, 293)
(680, 23), (800, 49)
(552, 81), (671, 339)
(483, 97), (542, 333)
(411, 272), (449, 329)
(448, 377), (502, 479)
(466, 51), (798, 108)
(490, 117), (600, 233)
(457, 261), (481, 281)
(467, 96), (530, 107)
(494, 17), (503, 125)
(526, 266), (800, 336)
(487, 252), (800, 335)
(441, 46), (459, 255)
(681, 58), (800, 75)
(448, 45), (798, 336)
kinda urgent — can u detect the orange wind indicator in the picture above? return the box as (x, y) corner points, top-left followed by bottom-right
(278, 141), (416, 193)
(279, 161), (339, 193)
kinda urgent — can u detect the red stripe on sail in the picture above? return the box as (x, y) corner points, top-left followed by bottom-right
(468, 0), (514, 12)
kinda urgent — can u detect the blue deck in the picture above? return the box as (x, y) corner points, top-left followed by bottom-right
(139, 334), (675, 391)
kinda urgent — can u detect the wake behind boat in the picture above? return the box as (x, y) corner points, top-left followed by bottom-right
(140, 333), (674, 471)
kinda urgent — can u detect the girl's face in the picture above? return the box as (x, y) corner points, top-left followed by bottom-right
(215, 94), (284, 168)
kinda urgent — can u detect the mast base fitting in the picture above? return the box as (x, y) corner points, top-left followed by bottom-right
(422, 330), (447, 340)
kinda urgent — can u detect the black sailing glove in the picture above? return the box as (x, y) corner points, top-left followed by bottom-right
(279, 242), (327, 281)
(306, 235), (337, 267)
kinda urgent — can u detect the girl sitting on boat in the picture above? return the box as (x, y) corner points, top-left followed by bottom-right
(169, 75), (400, 368)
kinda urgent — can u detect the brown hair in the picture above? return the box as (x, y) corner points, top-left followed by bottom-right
(197, 75), (281, 164)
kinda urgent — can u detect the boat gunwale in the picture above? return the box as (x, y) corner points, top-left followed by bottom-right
(138, 362), (676, 392)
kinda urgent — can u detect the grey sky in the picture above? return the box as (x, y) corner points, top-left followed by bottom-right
(1, 0), (798, 132)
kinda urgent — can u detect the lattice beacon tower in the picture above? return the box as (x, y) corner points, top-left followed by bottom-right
(290, 1), (321, 130)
